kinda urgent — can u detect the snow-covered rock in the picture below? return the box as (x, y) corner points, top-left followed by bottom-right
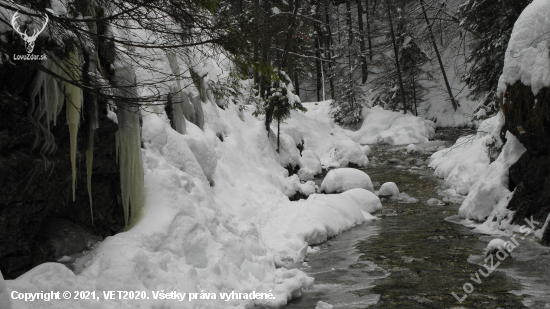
(429, 114), (504, 195)
(347, 106), (435, 145)
(497, 0), (550, 96)
(342, 188), (382, 213)
(320, 168), (374, 193)
(459, 132), (526, 221)
(332, 139), (369, 167)
(298, 150), (323, 181)
(316, 301), (334, 309)
(379, 182), (399, 197)
(427, 198), (444, 206)
(361, 145), (373, 156)
(406, 143), (422, 154)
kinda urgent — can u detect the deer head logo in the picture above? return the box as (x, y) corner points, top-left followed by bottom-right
(11, 11), (49, 54)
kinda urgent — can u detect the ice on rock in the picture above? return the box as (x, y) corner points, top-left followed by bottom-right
(379, 182), (400, 198)
(298, 150), (323, 181)
(320, 168), (374, 193)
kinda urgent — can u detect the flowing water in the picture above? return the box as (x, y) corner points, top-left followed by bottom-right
(285, 130), (550, 309)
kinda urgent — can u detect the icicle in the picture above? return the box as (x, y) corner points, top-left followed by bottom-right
(64, 50), (83, 202)
(166, 52), (187, 134)
(28, 59), (67, 166)
(86, 65), (99, 224)
(113, 61), (144, 226)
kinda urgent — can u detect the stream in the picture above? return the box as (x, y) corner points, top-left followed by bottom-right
(285, 129), (550, 309)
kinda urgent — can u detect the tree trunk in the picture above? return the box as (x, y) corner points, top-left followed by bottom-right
(346, 0), (355, 107)
(294, 71), (300, 96)
(386, 0), (407, 114)
(356, 0), (368, 83)
(260, 0), (271, 98)
(277, 116), (280, 152)
(365, 0), (373, 61)
(315, 13), (322, 102)
(282, 0), (301, 77)
(419, 0), (458, 111)
(253, 0), (259, 84)
(324, 0), (335, 98)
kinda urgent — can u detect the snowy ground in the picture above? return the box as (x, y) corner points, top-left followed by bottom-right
(0, 80), (444, 309)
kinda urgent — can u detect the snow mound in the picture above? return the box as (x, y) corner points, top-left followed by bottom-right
(459, 132), (526, 221)
(284, 175), (316, 197)
(427, 198), (444, 206)
(316, 301), (334, 309)
(262, 192), (377, 262)
(429, 114), (504, 195)
(361, 145), (373, 156)
(406, 144), (422, 154)
(347, 106), (435, 145)
(320, 168), (374, 193)
(331, 139), (369, 167)
(379, 182), (399, 197)
(497, 0), (550, 96)
(397, 193), (419, 203)
(298, 150), (322, 181)
(342, 188), (382, 213)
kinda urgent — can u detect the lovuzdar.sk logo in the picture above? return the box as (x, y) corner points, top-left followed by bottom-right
(11, 10), (49, 60)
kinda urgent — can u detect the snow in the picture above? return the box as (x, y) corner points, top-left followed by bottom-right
(6, 65), (384, 308)
(458, 132), (526, 221)
(342, 188), (382, 214)
(346, 106), (436, 145)
(429, 113), (504, 195)
(497, 0), (550, 96)
(320, 168), (374, 193)
(316, 301), (334, 309)
(486, 238), (509, 252)
(298, 150), (322, 181)
(378, 182), (399, 198)
(360, 145), (372, 156)
(261, 191), (378, 263)
(281, 101), (368, 169)
(406, 144), (422, 154)
(0, 271), (10, 309)
(427, 198), (444, 206)
(331, 139), (369, 168)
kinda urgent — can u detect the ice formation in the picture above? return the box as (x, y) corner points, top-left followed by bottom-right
(114, 60), (144, 226)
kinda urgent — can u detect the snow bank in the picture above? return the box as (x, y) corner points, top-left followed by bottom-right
(429, 114), (503, 194)
(261, 191), (379, 262)
(497, 0), (550, 96)
(458, 132), (526, 221)
(320, 168), (374, 193)
(298, 150), (322, 181)
(281, 101), (369, 168)
(316, 301), (334, 309)
(347, 106), (436, 145)
(379, 182), (399, 198)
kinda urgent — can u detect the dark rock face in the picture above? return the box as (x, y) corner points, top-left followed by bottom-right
(502, 82), (550, 245)
(0, 65), (124, 278)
